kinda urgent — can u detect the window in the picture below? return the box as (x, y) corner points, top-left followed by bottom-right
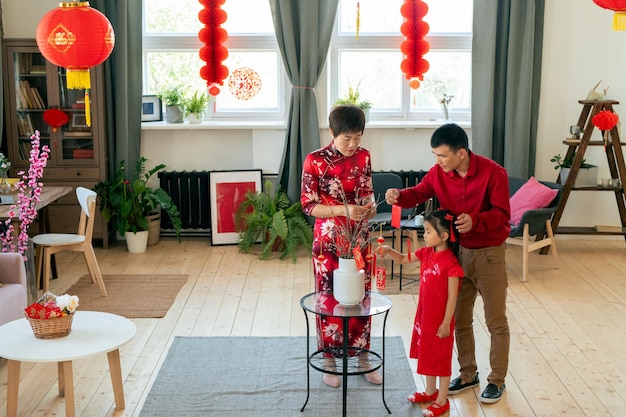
(143, 0), (284, 120)
(332, 0), (472, 121)
(142, 0), (472, 122)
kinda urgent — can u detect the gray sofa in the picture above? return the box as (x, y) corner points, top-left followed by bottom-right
(0, 252), (28, 326)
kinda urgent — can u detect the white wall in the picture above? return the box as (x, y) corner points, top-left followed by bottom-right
(5, 0), (626, 229)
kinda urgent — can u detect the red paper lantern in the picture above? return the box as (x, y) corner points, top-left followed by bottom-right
(592, 109), (619, 130)
(593, 0), (626, 30)
(400, 0), (430, 89)
(198, 0), (229, 96)
(43, 108), (69, 132)
(36, 2), (115, 90)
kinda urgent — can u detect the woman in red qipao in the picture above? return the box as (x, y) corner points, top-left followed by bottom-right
(378, 210), (463, 417)
(300, 104), (380, 388)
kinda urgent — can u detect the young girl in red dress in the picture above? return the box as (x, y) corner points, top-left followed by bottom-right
(378, 209), (463, 417)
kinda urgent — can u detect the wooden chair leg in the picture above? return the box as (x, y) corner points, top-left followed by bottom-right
(522, 224), (530, 283)
(84, 246), (107, 296)
(42, 247), (51, 293)
(35, 244), (44, 289)
(545, 220), (559, 269)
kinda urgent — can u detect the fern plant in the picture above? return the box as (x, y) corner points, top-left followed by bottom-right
(235, 181), (312, 262)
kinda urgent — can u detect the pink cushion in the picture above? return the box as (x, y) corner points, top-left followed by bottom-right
(509, 177), (558, 226)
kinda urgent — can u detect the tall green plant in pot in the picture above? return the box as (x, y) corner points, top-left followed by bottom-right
(157, 86), (185, 123)
(94, 157), (183, 251)
(183, 91), (208, 123)
(235, 181), (313, 261)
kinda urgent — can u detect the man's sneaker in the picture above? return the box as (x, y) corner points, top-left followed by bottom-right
(448, 373), (479, 394)
(480, 383), (505, 403)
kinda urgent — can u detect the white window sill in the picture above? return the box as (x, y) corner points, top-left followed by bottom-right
(142, 119), (471, 131)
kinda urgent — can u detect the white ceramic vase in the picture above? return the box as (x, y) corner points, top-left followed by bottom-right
(124, 230), (149, 253)
(333, 257), (365, 305)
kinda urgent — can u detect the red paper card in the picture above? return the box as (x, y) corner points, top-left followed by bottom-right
(352, 247), (366, 270)
(391, 205), (402, 228)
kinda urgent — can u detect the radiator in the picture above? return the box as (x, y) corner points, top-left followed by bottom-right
(158, 170), (211, 233)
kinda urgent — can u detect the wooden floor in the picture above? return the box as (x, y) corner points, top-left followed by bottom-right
(1, 236), (626, 417)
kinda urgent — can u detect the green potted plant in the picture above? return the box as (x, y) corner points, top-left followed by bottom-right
(94, 157), (183, 252)
(235, 180), (313, 262)
(183, 91), (208, 123)
(157, 86), (185, 123)
(551, 153), (598, 187)
(334, 84), (373, 111)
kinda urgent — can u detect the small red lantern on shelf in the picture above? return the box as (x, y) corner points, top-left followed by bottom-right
(591, 109), (619, 147)
(198, 0), (229, 96)
(400, 0), (430, 89)
(43, 108), (69, 133)
(592, 0), (626, 30)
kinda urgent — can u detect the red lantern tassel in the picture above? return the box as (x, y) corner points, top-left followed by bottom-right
(66, 69), (91, 90)
(614, 11), (626, 30)
(84, 90), (91, 127)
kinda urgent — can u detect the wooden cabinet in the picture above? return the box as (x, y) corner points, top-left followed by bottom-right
(2, 39), (110, 247)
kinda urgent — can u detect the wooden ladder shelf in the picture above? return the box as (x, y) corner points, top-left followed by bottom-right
(546, 99), (626, 243)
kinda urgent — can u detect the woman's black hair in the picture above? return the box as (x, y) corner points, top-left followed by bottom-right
(424, 209), (460, 259)
(329, 104), (365, 137)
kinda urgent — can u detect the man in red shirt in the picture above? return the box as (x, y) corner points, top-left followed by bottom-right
(385, 123), (510, 403)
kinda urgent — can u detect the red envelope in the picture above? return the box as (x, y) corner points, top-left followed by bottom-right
(352, 246), (365, 270)
(391, 205), (402, 228)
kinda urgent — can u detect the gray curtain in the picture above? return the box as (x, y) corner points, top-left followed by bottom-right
(472, 0), (545, 178)
(92, 0), (142, 176)
(269, 0), (339, 203)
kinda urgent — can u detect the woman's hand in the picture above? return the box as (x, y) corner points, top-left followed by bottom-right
(346, 203), (374, 221)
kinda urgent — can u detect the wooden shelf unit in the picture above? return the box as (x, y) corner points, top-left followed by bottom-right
(548, 99), (626, 242)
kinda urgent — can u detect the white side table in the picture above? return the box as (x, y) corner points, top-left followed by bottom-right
(0, 311), (136, 417)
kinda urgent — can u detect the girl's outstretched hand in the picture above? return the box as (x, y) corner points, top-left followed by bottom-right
(378, 245), (391, 257)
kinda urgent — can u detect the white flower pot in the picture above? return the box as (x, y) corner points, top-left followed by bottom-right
(187, 113), (203, 124)
(124, 231), (149, 253)
(333, 257), (365, 305)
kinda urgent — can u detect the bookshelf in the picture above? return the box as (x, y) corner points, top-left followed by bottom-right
(2, 39), (110, 247)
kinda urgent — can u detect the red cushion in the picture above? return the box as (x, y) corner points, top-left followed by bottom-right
(509, 177), (558, 226)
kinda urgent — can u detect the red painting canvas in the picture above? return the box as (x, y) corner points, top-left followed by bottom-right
(215, 181), (256, 233)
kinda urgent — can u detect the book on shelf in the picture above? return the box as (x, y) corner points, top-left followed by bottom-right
(19, 141), (33, 160)
(72, 149), (94, 159)
(64, 130), (92, 137)
(31, 87), (45, 108)
(15, 86), (28, 109)
(30, 65), (46, 74)
(18, 80), (36, 109)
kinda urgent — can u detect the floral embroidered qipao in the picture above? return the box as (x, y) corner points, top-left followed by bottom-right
(301, 141), (374, 353)
(410, 247), (463, 376)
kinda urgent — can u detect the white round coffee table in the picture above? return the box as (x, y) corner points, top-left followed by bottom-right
(0, 311), (136, 417)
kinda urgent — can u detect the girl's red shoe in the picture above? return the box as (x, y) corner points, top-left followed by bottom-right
(407, 390), (438, 403)
(423, 400), (450, 417)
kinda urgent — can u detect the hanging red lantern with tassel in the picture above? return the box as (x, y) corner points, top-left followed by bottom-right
(592, 109), (619, 147)
(36, 1), (115, 126)
(400, 0), (430, 89)
(593, 0), (626, 30)
(198, 0), (229, 96)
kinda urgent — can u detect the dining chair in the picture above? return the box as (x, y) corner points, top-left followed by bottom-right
(506, 176), (562, 282)
(33, 187), (107, 296)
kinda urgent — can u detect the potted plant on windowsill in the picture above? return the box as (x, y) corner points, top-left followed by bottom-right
(334, 84), (372, 120)
(183, 91), (208, 124)
(157, 86), (185, 123)
(235, 180), (313, 262)
(551, 153), (598, 187)
(94, 157), (183, 253)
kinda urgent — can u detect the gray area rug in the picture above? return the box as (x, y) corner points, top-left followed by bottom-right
(139, 336), (423, 417)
